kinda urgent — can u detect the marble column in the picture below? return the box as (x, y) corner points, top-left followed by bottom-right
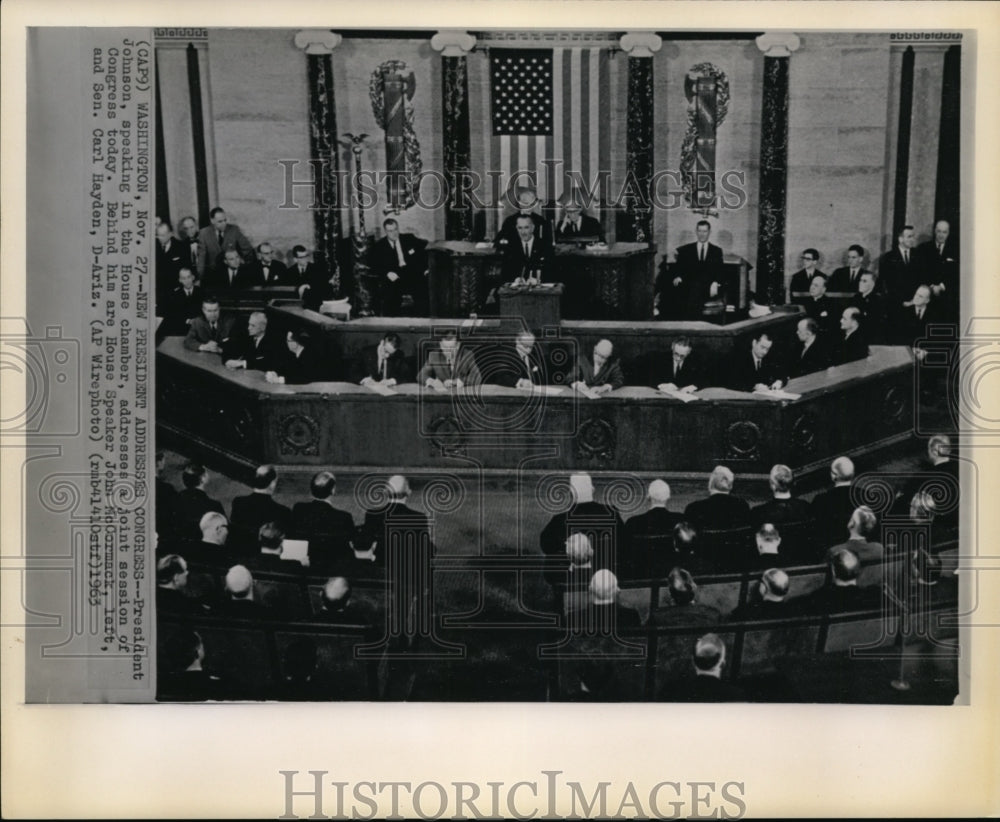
(619, 33), (661, 243)
(755, 33), (800, 305)
(295, 30), (343, 294)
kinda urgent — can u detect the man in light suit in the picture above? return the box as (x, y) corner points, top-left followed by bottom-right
(570, 339), (624, 395)
(195, 207), (253, 278)
(665, 220), (726, 319)
(418, 330), (481, 389)
(368, 218), (429, 316)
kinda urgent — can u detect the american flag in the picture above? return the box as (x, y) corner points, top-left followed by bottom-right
(490, 47), (611, 209)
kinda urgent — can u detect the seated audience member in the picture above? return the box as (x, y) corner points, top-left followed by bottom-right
(568, 569), (641, 633)
(196, 206), (254, 278)
(826, 506), (884, 586)
(290, 471), (357, 569)
(901, 548), (958, 613)
(832, 306), (869, 365)
(356, 332), (411, 386)
(565, 533), (596, 586)
(828, 244), (870, 293)
(316, 576), (375, 627)
(266, 329), (325, 385)
(223, 311), (285, 372)
(650, 567), (721, 627)
(246, 521), (295, 573)
(729, 568), (792, 621)
(810, 457), (859, 541)
(664, 220), (727, 320)
(162, 268), (204, 336)
(850, 272), (889, 342)
(215, 565), (268, 618)
(418, 329), (482, 389)
(802, 274), (838, 335)
(175, 463), (225, 541)
(293, 245), (335, 311)
(539, 473), (625, 573)
(622, 480), (681, 579)
(745, 524), (788, 571)
(789, 316), (829, 378)
(359, 474), (432, 564)
(184, 511), (232, 566)
(892, 284), (942, 346)
(671, 522), (704, 574)
(787, 248), (826, 298)
(156, 554), (204, 614)
(683, 465), (752, 531)
(727, 331), (787, 392)
(653, 336), (704, 393)
(500, 213), (552, 284)
(570, 338), (624, 395)
(915, 219), (959, 313)
(155, 451), (179, 545)
(183, 296), (237, 354)
(753, 465), (814, 529)
(203, 248), (252, 291)
(659, 632), (745, 702)
(247, 242), (291, 286)
(555, 195), (603, 242)
(369, 218), (429, 316)
(229, 464), (292, 551)
(492, 330), (544, 388)
(177, 216), (202, 273)
(158, 629), (227, 701)
(879, 224), (920, 302)
(896, 434), (958, 529)
(793, 547), (881, 614)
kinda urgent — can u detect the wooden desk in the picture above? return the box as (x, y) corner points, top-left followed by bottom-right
(428, 241), (657, 320)
(157, 337), (914, 479)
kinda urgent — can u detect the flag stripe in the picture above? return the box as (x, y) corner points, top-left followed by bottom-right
(560, 50), (573, 200)
(569, 48), (582, 188)
(589, 48), (600, 194)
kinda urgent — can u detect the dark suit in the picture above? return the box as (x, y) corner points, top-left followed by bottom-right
(891, 301), (943, 346)
(789, 335), (830, 378)
(791, 582), (882, 615)
(788, 268), (826, 296)
(417, 346), (482, 386)
(289, 500), (358, 569)
(670, 241), (726, 319)
(851, 291), (889, 342)
(500, 236), (551, 283)
(916, 238), (959, 318)
(368, 233), (429, 316)
(726, 349), (786, 392)
(355, 345), (412, 384)
(879, 246), (921, 302)
(297, 262), (334, 311)
(494, 211), (553, 253)
(174, 488), (226, 541)
(650, 351), (705, 389)
(491, 344), (545, 387)
(156, 477), (179, 542)
(222, 330), (286, 372)
(826, 539), (885, 587)
(247, 259), (292, 286)
(650, 602), (722, 629)
(621, 508), (682, 579)
(360, 502), (432, 567)
(156, 238), (190, 306)
(229, 492), (292, 552)
(569, 601), (642, 632)
(729, 598), (794, 622)
(278, 345), (325, 385)
(555, 213), (603, 242)
(183, 314), (238, 352)
(540, 501), (625, 574)
(828, 266), (869, 293)
(162, 285), (205, 336)
(810, 485), (857, 545)
(196, 223), (254, 277)
(803, 296), (838, 335)
(659, 674), (745, 702)
(683, 493), (752, 531)
(203, 262), (259, 291)
(571, 355), (624, 390)
(752, 497), (815, 529)
(831, 328), (869, 365)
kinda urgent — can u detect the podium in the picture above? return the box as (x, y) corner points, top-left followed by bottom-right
(498, 283), (564, 331)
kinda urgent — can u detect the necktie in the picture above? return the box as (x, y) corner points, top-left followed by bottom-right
(754, 357), (760, 372)
(524, 242), (530, 258)
(229, 268), (237, 285)
(394, 240), (406, 267)
(263, 265), (270, 281)
(674, 358), (682, 378)
(903, 249), (909, 265)
(184, 288), (192, 297)
(938, 244), (944, 256)
(917, 307), (924, 319)
(379, 357), (386, 380)
(218, 231), (224, 246)
(851, 268), (857, 283)
(210, 322), (217, 339)
(699, 244), (705, 262)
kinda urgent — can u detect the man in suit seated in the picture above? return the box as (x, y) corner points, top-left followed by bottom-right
(622, 480), (681, 579)
(683, 465), (752, 532)
(916, 219), (959, 319)
(175, 463), (226, 543)
(316, 577), (379, 632)
(183, 511), (232, 566)
(652, 336), (704, 393)
(155, 220), (189, 309)
(245, 522), (297, 574)
(494, 182), (553, 254)
(162, 267), (204, 336)
(664, 219), (727, 320)
(183, 296), (238, 354)
(570, 338), (624, 395)
(417, 329), (481, 390)
(650, 567), (721, 628)
(895, 434), (959, 531)
(292, 245), (336, 311)
(659, 632), (745, 702)
(196, 206), (254, 278)
(546, 532), (596, 590)
(826, 506), (884, 586)
(265, 329), (325, 385)
(789, 317), (829, 378)
(802, 274), (838, 336)
(850, 272), (889, 343)
(892, 284), (942, 346)
(156, 554), (205, 615)
(554, 195), (603, 243)
(223, 311), (285, 373)
(158, 629), (228, 701)
(229, 464), (292, 553)
(787, 248), (826, 299)
(359, 474), (432, 567)
(492, 329), (544, 389)
(247, 242), (292, 286)
(793, 547), (882, 614)
(539, 473), (625, 574)
(501, 214), (551, 285)
(832, 306), (869, 365)
(356, 332), (411, 387)
(203, 248), (255, 292)
(369, 218), (429, 316)
(567, 569), (641, 634)
(155, 451), (179, 548)
(811, 456), (859, 543)
(753, 464), (814, 529)
(879, 224), (920, 303)
(726, 331), (787, 393)
(213, 565), (269, 618)
(290, 471), (358, 570)
(828, 244), (870, 293)
(729, 568), (792, 621)
(177, 216), (202, 274)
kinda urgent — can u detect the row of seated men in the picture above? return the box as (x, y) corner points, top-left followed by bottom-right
(172, 297), (887, 392)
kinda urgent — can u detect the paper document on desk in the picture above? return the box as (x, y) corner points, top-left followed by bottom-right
(753, 387), (801, 400)
(530, 385), (565, 397)
(280, 539), (310, 566)
(573, 384), (603, 400)
(366, 382), (398, 396)
(657, 386), (701, 403)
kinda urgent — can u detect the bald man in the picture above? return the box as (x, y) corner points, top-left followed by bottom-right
(223, 311), (285, 372)
(730, 568), (792, 621)
(216, 564), (268, 617)
(810, 456), (859, 543)
(568, 569), (641, 633)
(315, 576), (377, 632)
(570, 339), (625, 394)
(539, 473), (625, 575)
(659, 632), (745, 702)
(650, 567), (722, 628)
(793, 547), (882, 614)
(622, 480), (682, 579)
(683, 466), (752, 532)
(359, 474), (432, 566)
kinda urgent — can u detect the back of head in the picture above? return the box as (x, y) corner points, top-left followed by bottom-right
(157, 554), (187, 586)
(182, 462), (207, 490)
(387, 474), (410, 501)
(648, 479), (670, 507)
(225, 565), (254, 599)
(849, 505), (877, 538)
(565, 532), (593, 566)
(589, 569), (619, 604)
(667, 567), (696, 606)
(708, 466), (734, 494)
(829, 547), (860, 584)
(673, 521), (697, 554)
(693, 633), (725, 672)
(252, 464), (278, 491)
(310, 471), (336, 500)
(830, 456), (855, 484)
(258, 521), (285, 551)
(322, 576), (351, 609)
(199, 511), (227, 540)
(760, 568), (790, 600)
(569, 473), (594, 503)
(769, 464), (793, 494)
(910, 490), (938, 520)
(928, 434), (951, 460)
